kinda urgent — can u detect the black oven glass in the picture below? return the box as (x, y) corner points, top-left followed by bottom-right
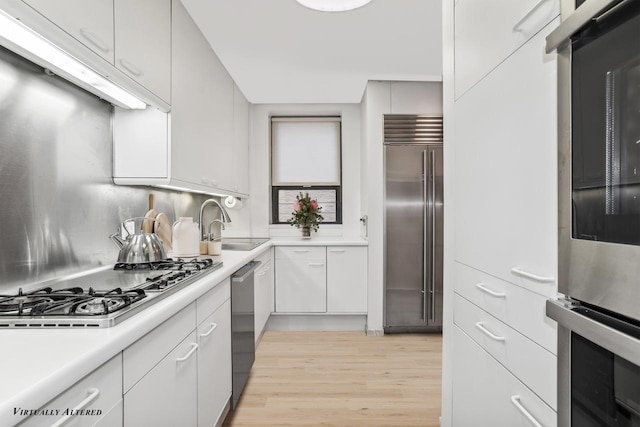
(571, 1), (640, 245)
(572, 332), (640, 426)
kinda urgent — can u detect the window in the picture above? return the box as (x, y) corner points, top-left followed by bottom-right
(271, 117), (342, 224)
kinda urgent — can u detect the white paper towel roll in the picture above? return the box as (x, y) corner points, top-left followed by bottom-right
(224, 196), (243, 210)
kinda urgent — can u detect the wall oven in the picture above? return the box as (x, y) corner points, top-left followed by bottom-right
(547, 0), (640, 425)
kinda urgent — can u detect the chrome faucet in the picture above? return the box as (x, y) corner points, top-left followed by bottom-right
(207, 219), (226, 241)
(199, 199), (232, 241)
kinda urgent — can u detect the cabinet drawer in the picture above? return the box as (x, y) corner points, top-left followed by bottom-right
(275, 246), (326, 261)
(454, 0), (559, 98)
(453, 326), (556, 426)
(455, 262), (556, 354)
(123, 302), (196, 392)
(19, 355), (122, 427)
(454, 294), (556, 409)
(196, 278), (231, 326)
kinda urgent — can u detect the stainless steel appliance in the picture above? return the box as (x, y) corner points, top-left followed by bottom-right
(547, 0), (640, 425)
(0, 258), (222, 328)
(383, 115), (443, 332)
(230, 260), (260, 408)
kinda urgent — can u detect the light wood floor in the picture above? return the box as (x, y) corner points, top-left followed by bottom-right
(223, 331), (442, 427)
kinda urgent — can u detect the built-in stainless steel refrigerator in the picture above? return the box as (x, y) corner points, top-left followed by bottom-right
(384, 138), (443, 333)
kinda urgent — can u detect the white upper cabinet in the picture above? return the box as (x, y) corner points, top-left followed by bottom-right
(112, 0), (250, 198)
(114, 0), (171, 104)
(17, 0), (171, 109)
(454, 0), (560, 99)
(22, 0), (115, 64)
(233, 83), (250, 195)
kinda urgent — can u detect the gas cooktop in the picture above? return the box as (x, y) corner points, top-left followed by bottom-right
(0, 258), (222, 328)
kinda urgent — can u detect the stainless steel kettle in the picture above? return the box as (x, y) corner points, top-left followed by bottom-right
(109, 217), (169, 264)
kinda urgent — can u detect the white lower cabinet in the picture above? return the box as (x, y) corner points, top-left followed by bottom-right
(19, 355), (122, 427)
(254, 249), (274, 345)
(123, 280), (232, 427)
(197, 296), (232, 427)
(452, 326), (556, 427)
(275, 247), (327, 313)
(327, 246), (367, 313)
(274, 245), (368, 314)
(124, 331), (198, 427)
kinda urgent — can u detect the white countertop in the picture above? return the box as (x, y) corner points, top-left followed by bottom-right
(270, 237), (368, 246)
(0, 242), (273, 426)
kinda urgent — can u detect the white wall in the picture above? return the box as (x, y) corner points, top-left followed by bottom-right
(360, 81), (443, 335)
(248, 103), (362, 238)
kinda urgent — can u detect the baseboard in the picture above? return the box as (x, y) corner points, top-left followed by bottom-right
(266, 314), (366, 331)
(366, 328), (384, 336)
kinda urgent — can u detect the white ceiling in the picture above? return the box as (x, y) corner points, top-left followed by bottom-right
(180, 0), (443, 104)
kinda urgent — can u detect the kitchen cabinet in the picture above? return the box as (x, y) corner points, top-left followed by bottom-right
(19, 355), (123, 427)
(22, 0), (115, 64)
(196, 278), (232, 427)
(275, 246), (327, 313)
(254, 249), (274, 345)
(454, 20), (558, 291)
(123, 303), (197, 426)
(274, 245), (368, 314)
(124, 330), (199, 427)
(123, 280), (232, 427)
(327, 246), (367, 313)
(452, 326), (556, 427)
(114, 0), (171, 104)
(454, 0), (559, 99)
(233, 83), (250, 195)
(18, 0), (170, 109)
(113, 0), (248, 198)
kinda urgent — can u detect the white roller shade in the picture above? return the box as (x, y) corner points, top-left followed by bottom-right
(271, 118), (341, 185)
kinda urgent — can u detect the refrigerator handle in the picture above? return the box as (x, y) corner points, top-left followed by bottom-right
(422, 149), (428, 322)
(429, 149), (436, 323)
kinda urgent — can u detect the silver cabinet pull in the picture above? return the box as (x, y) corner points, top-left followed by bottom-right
(512, 0), (553, 32)
(475, 283), (506, 298)
(79, 29), (111, 53)
(51, 388), (100, 427)
(199, 323), (218, 338)
(119, 58), (143, 77)
(511, 267), (555, 283)
(510, 395), (544, 427)
(308, 263), (325, 267)
(475, 322), (506, 342)
(293, 249), (309, 253)
(329, 249), (346, 253)
(176, 343), (198, 362)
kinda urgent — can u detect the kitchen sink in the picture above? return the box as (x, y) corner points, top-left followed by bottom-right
(221, 238), (269, 251)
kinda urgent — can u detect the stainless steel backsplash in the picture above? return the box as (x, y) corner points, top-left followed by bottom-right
(0, 47), (216, 293)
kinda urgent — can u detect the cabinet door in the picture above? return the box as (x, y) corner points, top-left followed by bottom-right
(454, 19), (558, 288)
(327, 246), (367, 313)
(114, 0), (171, 103)
(197, 299), (232, 427)
(275, 247), (326, 313)
(454, 0), (559, 98)
(19, 355), (122, 427)
(23, 0), (115, 64)
(232, 83), (250, 196)
(255, 259), (273, 344)
(124, 331), (198, 427)
(452, 326), (556, 426)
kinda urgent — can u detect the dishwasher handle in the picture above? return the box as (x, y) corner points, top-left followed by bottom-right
(231, 260), (261, 283)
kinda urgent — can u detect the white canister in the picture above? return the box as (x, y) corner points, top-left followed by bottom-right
(172, 217), (200, 257)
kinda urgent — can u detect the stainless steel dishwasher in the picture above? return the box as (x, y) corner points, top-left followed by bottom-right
(231, 260), (260, 408)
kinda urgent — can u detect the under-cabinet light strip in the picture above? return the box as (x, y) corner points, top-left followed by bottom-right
(0, 9), (146, 109)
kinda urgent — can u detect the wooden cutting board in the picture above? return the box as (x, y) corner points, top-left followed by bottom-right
(154, 212), (172, 252)
(142, 209), (158, 234)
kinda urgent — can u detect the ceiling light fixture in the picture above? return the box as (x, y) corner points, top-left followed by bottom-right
(0, 9), (146, 109)
(296, 0), (372, 12)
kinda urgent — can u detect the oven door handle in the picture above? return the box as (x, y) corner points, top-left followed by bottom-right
(546, 299), (640, 366)
(546, 0), (629, 52)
